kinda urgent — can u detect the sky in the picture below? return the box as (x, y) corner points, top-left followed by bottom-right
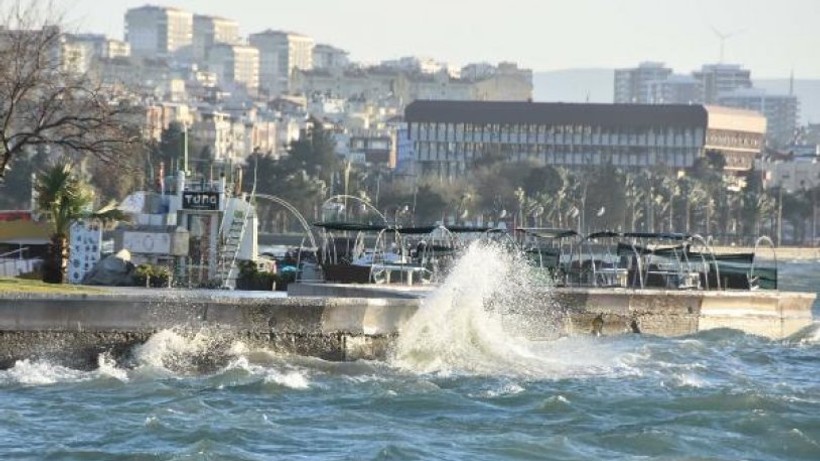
(52, 0), (820, 78)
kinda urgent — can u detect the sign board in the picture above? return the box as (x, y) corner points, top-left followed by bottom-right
(123, 231), (172, 255)
(68, 220), (102, 284)
(182, 191), (220, 211)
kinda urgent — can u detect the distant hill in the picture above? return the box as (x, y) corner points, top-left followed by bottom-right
(532, 69), (613, 103)
(533, 70), (820, 125)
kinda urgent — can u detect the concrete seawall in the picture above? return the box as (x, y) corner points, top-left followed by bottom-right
(0, 289), (419, 369)
(0, 285), (815, 369)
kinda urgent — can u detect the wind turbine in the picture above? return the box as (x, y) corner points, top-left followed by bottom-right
(710, 26), (746, 63)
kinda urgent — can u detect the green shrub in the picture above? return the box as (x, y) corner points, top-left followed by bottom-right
(134, 263), (171, 288)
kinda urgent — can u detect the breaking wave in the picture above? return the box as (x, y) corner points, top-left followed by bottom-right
(390, 241), (631, 378)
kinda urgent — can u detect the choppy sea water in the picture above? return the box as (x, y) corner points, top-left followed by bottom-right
(1, 245), (818, 461)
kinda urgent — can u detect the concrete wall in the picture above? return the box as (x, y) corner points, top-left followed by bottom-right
(0, 290), (419, 369)
(0, 286), (814, 369)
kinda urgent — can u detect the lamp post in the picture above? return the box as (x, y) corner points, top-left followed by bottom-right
(777, 185), (784, 246)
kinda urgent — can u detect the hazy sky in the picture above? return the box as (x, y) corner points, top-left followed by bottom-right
(54, 0), (820, 78)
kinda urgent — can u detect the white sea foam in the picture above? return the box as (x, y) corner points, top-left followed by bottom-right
(222, 355), (311, 389)
(131, 328), (238, 373)
(391, 241), (631, 379)
(262, 369), (311, 389)
(96, 353), (129, 382)
(1, 359), (89, 386)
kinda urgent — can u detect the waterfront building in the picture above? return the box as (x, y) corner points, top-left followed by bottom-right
(717, 88), (799, 147)
(192, 14), (239, 62)
(125, 5), (193, 59)
(404, 100), (766, 178)
(249, 30), (314, 97)
(207, 43), (260, 93)
(693, 63), (752, 104)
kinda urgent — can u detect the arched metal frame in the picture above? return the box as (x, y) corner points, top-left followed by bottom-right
(254, 194), (318, 249)
(322, 195), (387, 224)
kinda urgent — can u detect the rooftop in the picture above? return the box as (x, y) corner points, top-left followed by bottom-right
(405, 100), (709, 128)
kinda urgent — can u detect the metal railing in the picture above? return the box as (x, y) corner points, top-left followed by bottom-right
(0, 247), (40, 277)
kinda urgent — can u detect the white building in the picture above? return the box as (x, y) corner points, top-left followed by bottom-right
(208, 43), (260, 93)
(192, 111), (247, 163)
(313, 44), (349, 71)
(192, 14), (239, 62)
(125, 5), (193, 59)
(381, 56), (448, 75)
(249, 30), (314, 97)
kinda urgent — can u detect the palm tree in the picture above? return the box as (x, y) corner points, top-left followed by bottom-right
(35, 161), (124, 284)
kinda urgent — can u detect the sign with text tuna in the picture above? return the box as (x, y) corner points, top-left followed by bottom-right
(182, 191), (220, 211)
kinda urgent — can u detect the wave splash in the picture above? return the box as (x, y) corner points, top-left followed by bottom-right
(390, 241), (625, 378)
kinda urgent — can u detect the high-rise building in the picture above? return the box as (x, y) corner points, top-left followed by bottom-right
(313, 44), (349, 71)
(207, 43), (259, 92)
(717, 88), (799, 147)
(692, 64), (752, 104)
(249, 30), (314, 96)
(192, 14), (239, 62)
(125, 5), (193, 59)
(614, 62), (673, 104)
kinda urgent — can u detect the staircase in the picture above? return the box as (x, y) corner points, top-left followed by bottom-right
(216, 206), (252, 289)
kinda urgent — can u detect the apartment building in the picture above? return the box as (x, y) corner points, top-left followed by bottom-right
(249, 30), (314, 96)
(192, 14), (239, 61)
(208, 43), (260, 93)
(125, 5), (193, 59)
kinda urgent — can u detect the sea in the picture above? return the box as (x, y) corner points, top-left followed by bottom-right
(1, 245), (818, 460)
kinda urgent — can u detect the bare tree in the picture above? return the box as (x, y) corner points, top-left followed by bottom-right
(0, 0), (138, 179)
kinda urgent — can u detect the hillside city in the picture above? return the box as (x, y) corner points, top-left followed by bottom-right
(2, 3), (820, 253)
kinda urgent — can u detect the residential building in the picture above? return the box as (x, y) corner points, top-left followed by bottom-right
(404, 100), (766, 178)
(471, 62), (533, 101)
(348, 135), (395, 167)
(103, 38), (131, 59)
(249, 30), (314, 97)
(65, 34), (131, 71)
(192, 111), (247, 163)
(293, 61), (532, 108)
(192, 14), (239, 62)
(614, 62), (673, 104)
(125, 5), (193, 59)
(313, 44), (349, 71)
(207, 43), (260, 93)
(692, 63), (752, 104)
(381, 56), (447, 75)
(717, 88), (799, 147)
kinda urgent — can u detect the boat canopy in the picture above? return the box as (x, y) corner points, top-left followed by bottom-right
(313, 222), (491, 234)
(515, 228), (579, 239)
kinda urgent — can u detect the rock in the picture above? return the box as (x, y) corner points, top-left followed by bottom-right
(82, 250), (136, 286)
